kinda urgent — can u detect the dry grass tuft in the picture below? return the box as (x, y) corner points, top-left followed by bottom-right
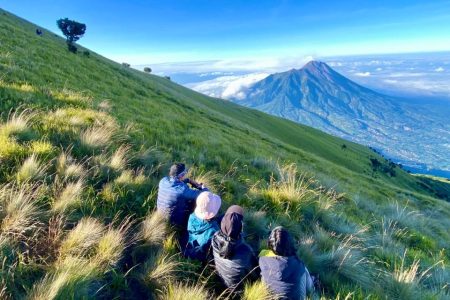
(243, 280), (276, 300)
(59, 217), (104, 259)
(161, 282), (210, 300)
(109, 145), (130, 171)
(0, 183), (42, 237)
(52, 179), (84, 213)
(80, 125), (114, 150)
(56, 151), (85, 180)
(143, 251), (181, 290)
(29, 256), (99, 300)
(0, 109), (34, 138)
(140, 210), (168, 246)
(114, 169), (147, 186)
(95, 217), (132, 268)
(16, 154), (46, 183)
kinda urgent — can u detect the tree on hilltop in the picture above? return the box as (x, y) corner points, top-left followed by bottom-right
(57, 18), (86, 53)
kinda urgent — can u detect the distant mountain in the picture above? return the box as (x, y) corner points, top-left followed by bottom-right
(234, 61), (450, 175)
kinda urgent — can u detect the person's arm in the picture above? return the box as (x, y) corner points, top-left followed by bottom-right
(184, 178), (208, 190)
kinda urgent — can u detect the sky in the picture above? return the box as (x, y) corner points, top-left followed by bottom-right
(184, 52), (450, 101)
(2, 1), (450, 100)
(2, 0), (450, 65)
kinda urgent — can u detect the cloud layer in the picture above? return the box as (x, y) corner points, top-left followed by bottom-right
(187, 73), (269, 99)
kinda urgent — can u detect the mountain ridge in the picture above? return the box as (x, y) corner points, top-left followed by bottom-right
(235, 60), (450, 175)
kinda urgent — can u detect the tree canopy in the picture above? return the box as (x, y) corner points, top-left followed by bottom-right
(57, 18), (86, 52)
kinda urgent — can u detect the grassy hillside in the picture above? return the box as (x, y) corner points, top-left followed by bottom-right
(0, 9), (449, 299)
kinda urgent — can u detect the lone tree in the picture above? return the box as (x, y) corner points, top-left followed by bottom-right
(57, 18), (86, 53)
(144, 67), (152, 73)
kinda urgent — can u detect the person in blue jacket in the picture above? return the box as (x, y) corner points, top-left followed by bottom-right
(156, 163), (206, 229)
(259, 226), (314, 300)
(184, 191), (221, 262)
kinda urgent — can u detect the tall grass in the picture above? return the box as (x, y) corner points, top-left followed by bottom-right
(0, 183), (42, 237)
(140, 210), (168, 246)
(95, 218), (131, 268)
(52, 179), (84, 213)
(378, 250), (443, 299)
(16, 154), (46, 183)
(162, 282), (210, 300)
(109, 145), (130, 171)
(30, 256), (100, 300)
(0, 109), (34, 138)
(243, 280), (276, 300)
(59, 217), (105, 259)
(80, 125), (114, 151)
(56, 151), (85, 180)
(143, 251), (181, 291)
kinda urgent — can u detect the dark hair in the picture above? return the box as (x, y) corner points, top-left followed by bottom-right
(268, 226), (297, 257)
(169, 163), (186, 177)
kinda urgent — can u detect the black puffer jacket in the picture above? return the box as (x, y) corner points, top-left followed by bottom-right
(259, 250), (313, 300)
(212, 231), (258, 289)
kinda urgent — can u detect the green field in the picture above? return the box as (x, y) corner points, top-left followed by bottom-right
(0, 9), (449, 299)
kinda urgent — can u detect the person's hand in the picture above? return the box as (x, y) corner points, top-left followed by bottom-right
(189, 179), (203, 189)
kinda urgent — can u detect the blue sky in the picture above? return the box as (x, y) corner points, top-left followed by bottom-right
(2, 0), (450, 64)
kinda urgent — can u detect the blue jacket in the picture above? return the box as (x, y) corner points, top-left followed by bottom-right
(156, 176), (204, 228)
(184, 213), (219, 261)
(259, 250), (313, 300)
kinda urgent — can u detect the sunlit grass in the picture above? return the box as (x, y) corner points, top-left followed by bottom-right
(52, 179), (84, 213)
(243, 280), (275, 300)
(143, 251), (181, 291)
(16, 154), (46, 183)
(109, 145), (130, 171)
(56, 151), (85, 180)
(140, 210), (168, 246)
(50, 87), (93, 105)
(0, 109), (34, 138)
(80, 125), (114, 151)
(162, 282), (210, 300)
(59, 217), (104, 259)
(0, 183), (42, 237)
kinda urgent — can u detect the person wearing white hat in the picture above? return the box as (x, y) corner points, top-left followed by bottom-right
(184, 191), (222, 261)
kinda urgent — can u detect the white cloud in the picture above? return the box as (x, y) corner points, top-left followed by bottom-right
(355, 71), (371, 77)
(386, 72), (425, 78)
(376, 67), (383, 71)
(187, 73), (269, 100)
(135, 55), (315, 75)
(435, 67), (445, 72)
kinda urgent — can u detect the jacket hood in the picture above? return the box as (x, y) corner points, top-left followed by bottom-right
(188, 213), (218, 234)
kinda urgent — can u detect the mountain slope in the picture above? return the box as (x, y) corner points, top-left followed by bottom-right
(1, 9), (449, 299)
(236, 61), (450, 174)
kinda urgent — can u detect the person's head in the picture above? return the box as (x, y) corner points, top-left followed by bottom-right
(194, 192), (221, 220)
(169, 163), (187, 180)
(268, 226), (297, 257)
(220, 205), (244, 240)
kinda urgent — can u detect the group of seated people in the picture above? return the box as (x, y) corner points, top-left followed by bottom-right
(157, 163), (314, 299)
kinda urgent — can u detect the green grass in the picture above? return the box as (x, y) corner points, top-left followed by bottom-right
(0, 8), (449, 299)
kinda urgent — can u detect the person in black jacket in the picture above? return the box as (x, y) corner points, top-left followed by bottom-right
(212, 205), (258, 292)
(259, 226), (314, 300)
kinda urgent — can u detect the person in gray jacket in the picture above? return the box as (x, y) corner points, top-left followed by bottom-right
(212, 205), (258, 292)
(259, 226), (314, 300)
